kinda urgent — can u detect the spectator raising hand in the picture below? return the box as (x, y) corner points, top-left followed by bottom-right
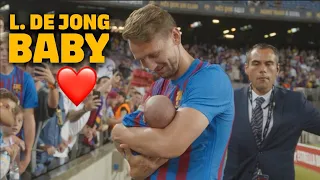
(83, 95), (102, 111)
(33, 63), (56, 85)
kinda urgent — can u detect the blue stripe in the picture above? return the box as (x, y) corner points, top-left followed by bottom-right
(166, 158), (179, 179)
(150, 169), (159, 180)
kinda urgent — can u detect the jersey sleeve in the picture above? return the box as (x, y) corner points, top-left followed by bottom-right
(180, 66), (234, 123)
(22, 72), (38, 109)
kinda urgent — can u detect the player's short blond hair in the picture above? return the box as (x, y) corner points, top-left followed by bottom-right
(122, 4), (177, 42)
(0, 31), (9, 44)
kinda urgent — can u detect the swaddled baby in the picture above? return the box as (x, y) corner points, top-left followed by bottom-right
(143, 95), (176, 128)
(115, 95), (176, 155)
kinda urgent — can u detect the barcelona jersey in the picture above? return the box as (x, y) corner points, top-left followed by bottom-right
(0, 66), (38, 109)
(122, 59), (234, 180)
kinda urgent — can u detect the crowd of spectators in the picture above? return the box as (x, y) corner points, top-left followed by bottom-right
(245, 1), (320, 11)
(109, 34), (320, 90)
(0, 14), (319, 180)
(0, 24), (146, 178)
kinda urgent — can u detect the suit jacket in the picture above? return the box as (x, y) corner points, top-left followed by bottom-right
(224, 86), (320, 180)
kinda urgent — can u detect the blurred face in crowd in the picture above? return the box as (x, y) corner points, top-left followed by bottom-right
(97, 77), (112, 94)
(0, 18), (4, 33)
(118, 94), (125, 104)
(25, 63), (42, 82)
(129, 29), (181, 79)
(132, 92), (143, 106)
(0, 98), (16, 114)
(2, 112), (23, 136)
(0, 42), (8, 67)
(245, 48), (279, 94)
(25, 63), (34, 76)
(109, 98), (118, 107)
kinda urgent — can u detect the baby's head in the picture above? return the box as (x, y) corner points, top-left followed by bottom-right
(2, 105), (23, 136)
(143, 95), (176, 128)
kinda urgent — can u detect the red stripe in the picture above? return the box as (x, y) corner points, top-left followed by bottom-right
(157, 161), (169, 180)
(6, 78), (10, 90)
(143, 82), (155, 102)
(172, 87), (179, 105)
(160, 79), (169, 95)
(134, 111), (143, 127)
(183, 61), (204, 90)
(12, 74), (15, 86)
(19, 68), (24, 103)
(176, 146), (192, 180)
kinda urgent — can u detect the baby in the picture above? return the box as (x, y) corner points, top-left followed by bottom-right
(143, 95), (176, 128)
(114, 95), (176, 156)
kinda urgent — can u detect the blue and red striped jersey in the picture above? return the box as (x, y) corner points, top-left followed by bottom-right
(0, 66), (38, 109)
(122, 59), (234, 180)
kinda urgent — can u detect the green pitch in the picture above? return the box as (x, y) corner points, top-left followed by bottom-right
(295, 165), (320, 180)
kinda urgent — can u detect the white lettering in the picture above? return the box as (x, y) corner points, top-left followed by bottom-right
(286, 11), (300, 17)
(234, 7), (245, 13)
(117, 1), (143, 5)
(296, 150), (320, 167)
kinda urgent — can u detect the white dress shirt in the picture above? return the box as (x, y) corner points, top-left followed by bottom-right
(248, 89), (273, 140)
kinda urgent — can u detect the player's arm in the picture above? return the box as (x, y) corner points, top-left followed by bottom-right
(113, 69), (234, 158)
(300, 92), (320, 135)
(113, 108), (208, 158)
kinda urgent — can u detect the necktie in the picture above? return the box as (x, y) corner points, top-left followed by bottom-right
(251, 97), (265, 179)
(251, 97), (265, 148)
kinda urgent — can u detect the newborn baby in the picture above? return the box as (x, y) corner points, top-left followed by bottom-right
(114, 95), (176, 156)
(143, 95), (176, 128)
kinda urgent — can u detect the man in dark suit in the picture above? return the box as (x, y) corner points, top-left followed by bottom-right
(224, 43), (320, 180)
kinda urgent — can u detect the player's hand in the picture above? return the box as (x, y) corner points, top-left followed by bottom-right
(121, 144), (168, 179)
(111, 124), (130, 143)
(34, 63), (55, 84)
(84, 94), (102, 111)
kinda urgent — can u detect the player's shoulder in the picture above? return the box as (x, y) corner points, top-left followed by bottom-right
(196, 63), (228, 78)
(191, 63), (231, 85)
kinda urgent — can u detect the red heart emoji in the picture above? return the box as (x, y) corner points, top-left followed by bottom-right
(57, 66), (97, 106)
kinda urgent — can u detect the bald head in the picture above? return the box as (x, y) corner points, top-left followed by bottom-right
(144, 95), (176, 128)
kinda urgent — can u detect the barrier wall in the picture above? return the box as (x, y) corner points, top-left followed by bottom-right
(34, 143), (131, 180)
(294, 143), (320, 173)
